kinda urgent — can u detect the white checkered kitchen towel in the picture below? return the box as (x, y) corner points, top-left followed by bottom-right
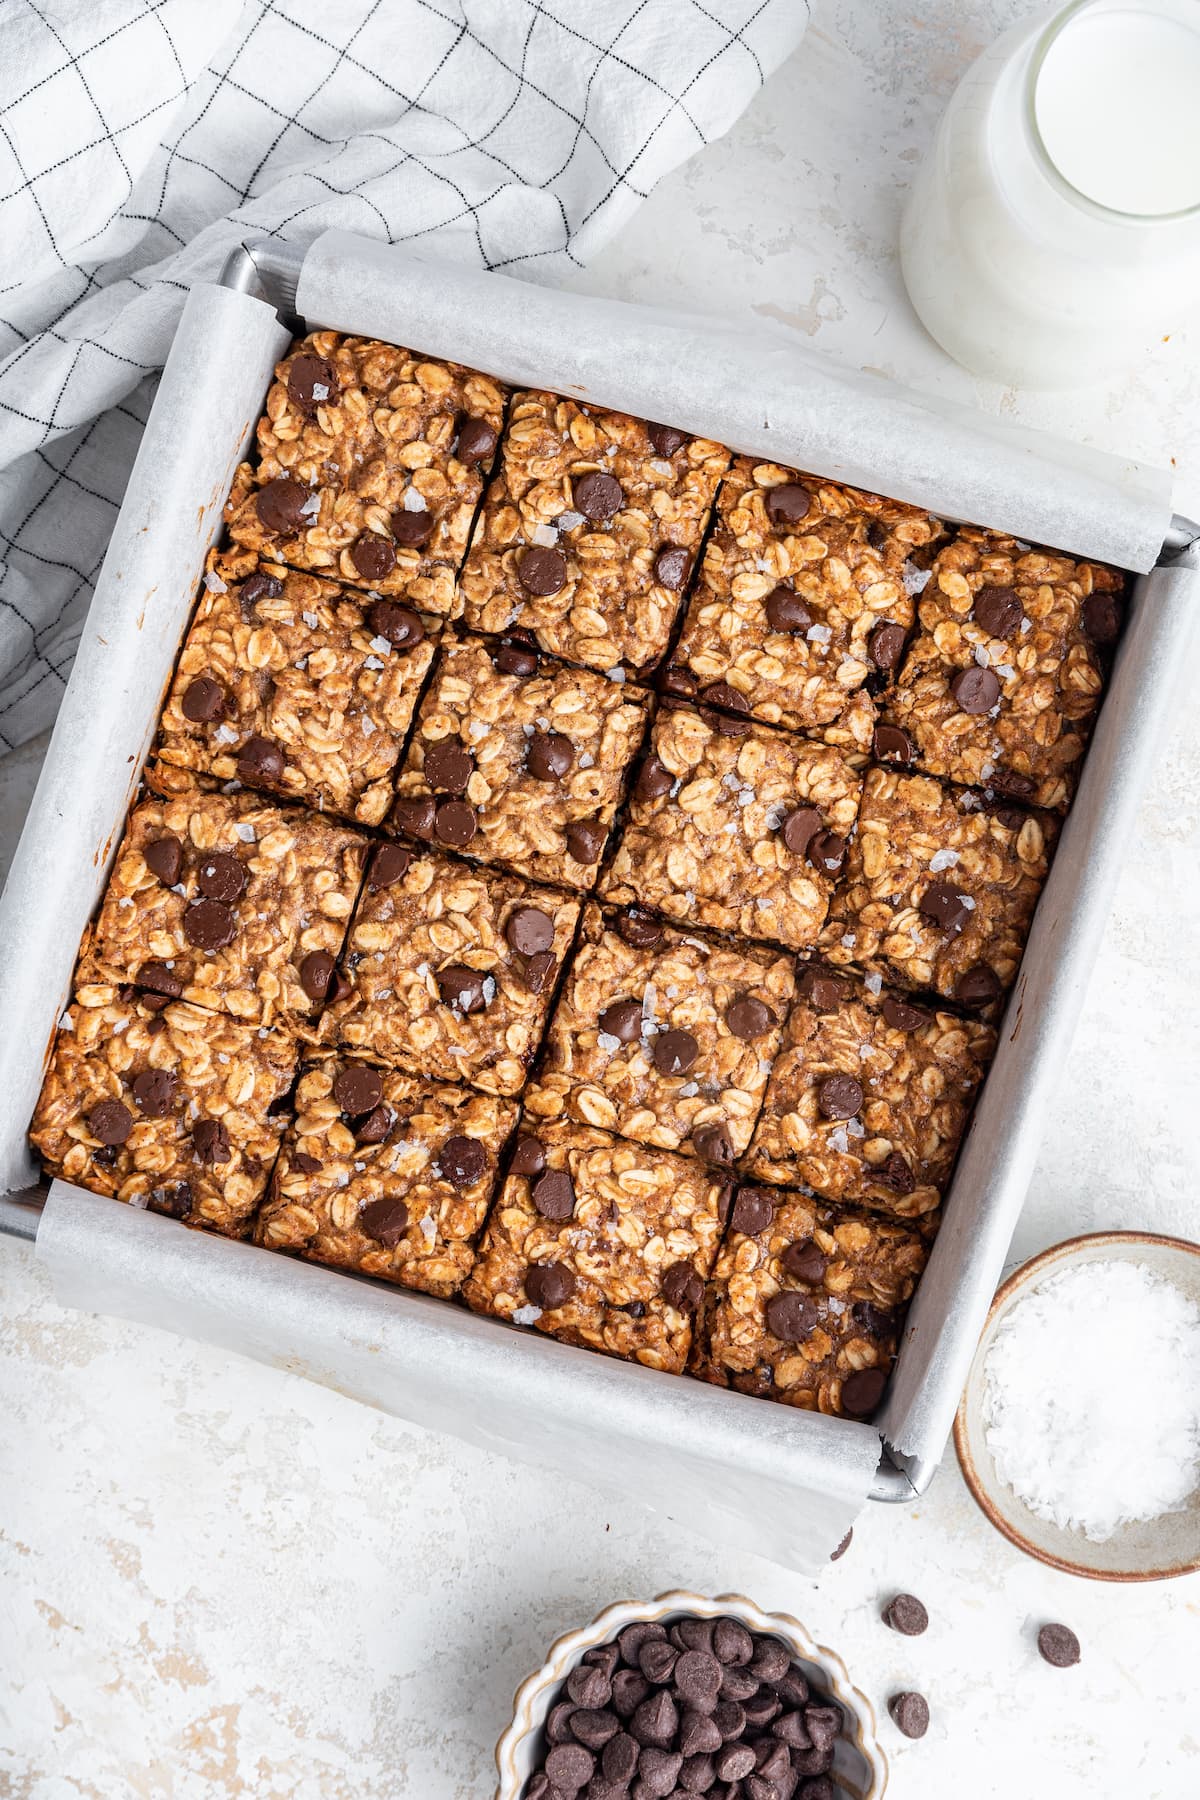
(0, 0), (807, 751)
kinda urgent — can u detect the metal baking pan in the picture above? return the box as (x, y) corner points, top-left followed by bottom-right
(0, 235), (1195, 1549)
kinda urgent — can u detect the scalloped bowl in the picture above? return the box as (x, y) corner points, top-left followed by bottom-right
(495, 1590), (887, 1800)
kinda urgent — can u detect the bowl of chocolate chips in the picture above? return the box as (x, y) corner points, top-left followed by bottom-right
(496, 1591), (885, 1800)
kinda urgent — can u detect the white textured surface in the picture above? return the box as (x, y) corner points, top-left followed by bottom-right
(2, 3), (1199, 1795)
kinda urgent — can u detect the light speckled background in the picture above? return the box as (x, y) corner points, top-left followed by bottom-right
(3, 4), (1199, 1796)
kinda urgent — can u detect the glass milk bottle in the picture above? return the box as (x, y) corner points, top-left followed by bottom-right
(900, 0), (1200, 387)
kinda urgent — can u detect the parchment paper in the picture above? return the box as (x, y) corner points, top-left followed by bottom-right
(297, 230), (1174, 572)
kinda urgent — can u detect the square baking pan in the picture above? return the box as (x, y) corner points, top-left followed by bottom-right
(0, 233), (1194, 1564)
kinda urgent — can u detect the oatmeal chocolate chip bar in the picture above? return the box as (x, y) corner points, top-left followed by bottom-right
(817, 767), (1057, 1007)
(224, 332), (506, 616)
(458, 393), (729, 672)
(390, 635), (651, 889)
(880, 528), (1125, 810)
(744, 962), (995, 1216)
(319, 846), (580, 1097)
(463, 1120), (727, 1373)
(524, 903), (794, 1162)
(256, 1060), (516, 1298)
(30, 988), (296, 1236)
(599, 702), (864, 950)
(663, 458), (942, 747)
(691, 1184), (928, 1416)
(156, 546), (437, 825)
(77, 788), (366, 1026)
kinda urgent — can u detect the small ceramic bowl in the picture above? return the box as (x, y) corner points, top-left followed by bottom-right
(955, 1230), (1200, 1581)
(494, 1589), (887, 1800)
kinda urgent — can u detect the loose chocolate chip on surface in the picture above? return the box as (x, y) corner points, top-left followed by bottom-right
(647, 422), (687, 456)
(662, 1261), (704, 1312)
(653, 546), (690, 589)
(456, 415), (497, 462)
(764, 585), (813, 634)
(424, 739), (473, 795)
(391, 509), (434, 548)
(355, 1105), (393, 1145)
(184, 899), (236, 952)
(436, 964), (487, 1013)
(392, 795), (437, 838)
(840, 1367), (887, 1417)
(434, 799), (477, 847)
(351, 533), (396, 582)
(816, 1073), (862, 1120)
(255, 477), (314, 534)
(139, 960), (183, 999)
(950, 665), (1001, 714)
(1038, 1623), (1081, 1667)
(765, 1291), (818, 1343)
(692, 1123), (735, 1166)
(653, 1029), (698, 1076)
(527, 730), (575, 781)
(781, 806), (822, 856)
(1082, 591), (1122, 643)
(368, 842), (411, 889)
(87, 1099), (132, 1146)
(237, 734), (285, 786)
(131, 1070), (176, 1118)
(510, 1135), (546, 1178)
(367, 601), (425, 648)
(519, 545), (568, 596)
(333, 1064), (383, 1117)
(973, 583), (1023, 637)
(956, 962), (1002, 1007)
(238, 572), (283, 618)
(565, 820), (605, 865)
(730, 1187), (774, 1236)
(144, 835), (183, 886)
(635, 756), (674, 802)
(830, 1528), (853, 1561)
(494, 641), (538, 677)
(765, 483), (811, 527)
(919, 879), (972, 936)
(796, 965), (844, 1011)
(532, 1169), (576, 1221)
(616, 908), (663, 950)
(881, 993), (930, 1031)
(781, 1239), (827, 1284)
(181, 675), (226, 723)
(441, 1135), (488, 1189)
(358, 1197), (409, 1245)
(868, 621), (907, 671)
(197, 852), (246, 903)
(888, 1691), (929, 1739)
(599, 999), (643, 1044)
(807, 829), (847, 875)
(883, 1594), (929, 1636)
(506, 905), (555, 956)
(574, 471), (624, 521)
(287, 353), (338, 414)
(298, 951), (335, 1001)
(191, 1117), (231, 1164)
(525, 1261), (576, 1310)
(725, 995), (772, 1040)
(873, 724), (915, 765)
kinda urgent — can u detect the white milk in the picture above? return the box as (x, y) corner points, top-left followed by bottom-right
(900, 0), (1200, 387)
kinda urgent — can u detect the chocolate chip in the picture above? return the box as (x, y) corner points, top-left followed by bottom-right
(516, 949), (553, 995)
(139, 960), (182, 999)
(873, 1152), (915, 1194)
(990, 768), (1037, 802)
(868, 622), (907, 671)
(532, 1169), (576, 1221)
(883, 1594), (928, 1636)
(803, 1704), (841, 1756)
(494, 641), (538, 678)
(730, 1187), (774, 1236)
(295, 951), (333, 1002)
(328, 968), (353, 1006)
(197, 852), (246, 904)
(773, 1708), (812, 1747)
(441, 1135), (488, 1189)
(806, 829), (847, 875)
(436, 964), (487, 1013)
(391, 509), (434, 548)
(919, 880), (971, 936)
(367, 601), (425, 649)
(653, 1029), (698, 1075)
(712, 1695), (748, 1735)
(888, 1692), (929, 1739)
(701, 681), (749, 718)
(648, 423), (687, 456)
(679, 1711), (722, 1758)
(599, 999), (643, 1044)
(781, 1239), (827, 1284)
(392, 795), (437, 839)
(238, 572), (283, 619)
(181, 676), (226, 723)
(881, 993), (930, 1031)
(368, 843), (411, 889)
(872, 724), (914, 765)
(351, 533), (396, 582)
(748, 1638), (789, 1684)
(659, 666), (698, 699)
(87, 1099), (132, 1145)
(654, 546), (691, 589)
(528, 730), (575, 781)
(1038, 1623), (1081, 1667)
(765, 1292), (817, 1342)
(424, 739), (473, 795)
(287, 353), (338, 414)
(635, 756), (674, 802)
(780, 807), (821, 856)
(144, 835), (183, 886)
(237, 733), (285, 786)
(950, 665), (1001, 714)
(830, 1528), (853, 1561)
(765, 483), (811, 527)
(191, 1117), (231, 1164)
(640, 1640), (679, 1685)
(1082, 591), (1122, 644)
(840, 1367), (887, 1417)
(509, 1135), (546, 1178)
(603, 1731), (640, 1784)
(680, 1751), (717, 1792)
(631, 1691), (678, 1749)
(816, 1073), (862, 1119)
(638, 1748), (683, 1797)
(796, 965), (844, 1011)
(715, 1744), (756, 1783)
(692, 1123), (735, 1166)
(956, 963), (1002, 1007)
(742, 1689), (782, 1730)
(131, 1070), (176, 1118)
(613, 1671), (652, 1720)
(618, 1623), (666, 1668)
(616, 909), (663, 950)
(434, 799), (477, 847)
(184, 899), (236, 951)
(355, 1105), (393, 1145)
(545, 1743), (595, 1793)
(725, 995), (772, 1040)
(152, 1181), (192, 1218)
(526, 1261), (575, 1309)
(570, 1709), (620, 1751)
(853, 1301), (896, 1337)
(255, 477), (314, 534)
(775, 1668), (810, 1709)
(764, 586), (813, 634)
(547, 1701), (580, 1744)
(973, 584), (1023, 637)
(359, 1197), (409, 1245)
(565, 820), (605, 865)
(519, 545), (568, 596)
(505, 905), (554, 956)
(662, 1261), (704, 1311)
(333, 1064), (383, 1117)
(291, 1154), (321, 1178)
(574, 471), (624, 521)
(456, 415), (497, 462)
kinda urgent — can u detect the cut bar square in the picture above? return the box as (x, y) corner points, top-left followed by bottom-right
(463, 1120), (728, 1373)
(881, 528), (1125, 810)
(816, 767), (1058, 1008)
(256, 1059), (516, 1298)
(29, 988), (297, 1237)
(524, 902), (794, 1162)
(664, 457), (942, 747)
(599, 702), (864, 950)
(319, 846), (580, 1098)
(691, 1184), (928, 1417)
(744, 962), (996, 1217)
(390, 636), (651, 889)
(156, 546), (437, 825)
(224, 332), (506, 617)
(459, 392), (729, 671)
(77, 788), (366, 1026)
